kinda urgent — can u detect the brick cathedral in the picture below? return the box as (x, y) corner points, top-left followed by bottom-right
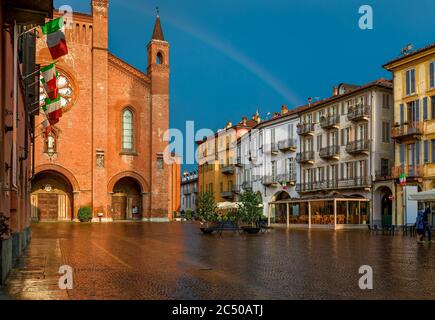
(32, 0), (178, 222)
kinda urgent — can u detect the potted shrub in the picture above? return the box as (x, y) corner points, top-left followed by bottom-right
(78, 207), (92, 222)
(238, 190), (263, 234)
(184, 208), (193, 221)
(197, 191), (218, 234)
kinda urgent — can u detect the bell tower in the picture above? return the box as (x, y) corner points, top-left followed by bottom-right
(147, 12), (170, 220)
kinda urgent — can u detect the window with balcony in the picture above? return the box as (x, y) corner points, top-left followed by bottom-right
(405, 68), (416, 96)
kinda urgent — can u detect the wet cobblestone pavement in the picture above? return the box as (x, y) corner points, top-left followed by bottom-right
(2, 222), (435, 300)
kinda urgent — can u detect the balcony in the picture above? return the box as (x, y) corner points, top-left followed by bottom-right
(320, 115), (340, 130)
(262, 175), (279, 187)
(277, 173), (297, 185)
(346, 139), (369, 155)
(319, 145), (340, 160)
(347, 105), (370, 122)
(270, 142), (279, 155)
(278, 138), (297, 152)
(297, 123), (315, 136)
(221, 191), (235, 199)
(337, 176), (370, 188)
(296, 151), (315, 164)
(375, 170), (392, 181)
(391, 122), (424, 142)
(392, 165), (424, 179)
(5, 0), (53, 24)
(220, 165), (235, 174)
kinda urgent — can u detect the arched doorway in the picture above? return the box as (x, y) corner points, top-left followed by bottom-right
(271, 191), (290, 224)
(31, 170), (74, 221)
(111, 177), (143, 220)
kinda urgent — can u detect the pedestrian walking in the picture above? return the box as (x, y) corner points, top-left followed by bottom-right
(423, 206), (433, 243)
(416, 210), (425, 244)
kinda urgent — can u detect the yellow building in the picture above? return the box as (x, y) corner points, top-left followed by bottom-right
(197, 116), (258, 204)
(384, 43), (435, 226)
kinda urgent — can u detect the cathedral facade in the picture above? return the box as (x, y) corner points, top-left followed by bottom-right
(32, 0), (177, 222)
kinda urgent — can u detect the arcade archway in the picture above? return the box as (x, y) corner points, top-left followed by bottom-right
(31, 170), (74, 221)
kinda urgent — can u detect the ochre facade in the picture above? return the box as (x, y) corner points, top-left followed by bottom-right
(32, 0), (174, 222)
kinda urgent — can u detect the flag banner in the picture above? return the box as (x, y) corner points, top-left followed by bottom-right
(41, 119), (52, 138)
(41, 16), (68, 60)
(43, 97), (62, 125)
(40, 63), (59, 100)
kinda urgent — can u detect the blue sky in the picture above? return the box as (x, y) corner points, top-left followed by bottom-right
(55, 0), (435, 171)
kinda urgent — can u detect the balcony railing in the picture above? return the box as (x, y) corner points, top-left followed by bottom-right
(296, 177), (369, 192)
(346, 139), (369, 154)
(375, 170), (392, 181)
(319, 145), (340, 159)
(278, 138), (297, 152)
(391, 122), (424, 141)
(262, 175), (278, 186)
(297, 123), (315, 136)
(337, 176), (370, 188)
(296, 151), (315, 163)
(347, 105), (370, 122)
(277, 172), (297, 185)
(220, 165), (235, 174)
(392, 165), (424, 178)
(320, 115), (340, 129)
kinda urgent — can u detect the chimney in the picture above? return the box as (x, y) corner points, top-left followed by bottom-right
(333, 86), (339, 96)
(241, 116), (247, 125)
(281, 105), (289, 115)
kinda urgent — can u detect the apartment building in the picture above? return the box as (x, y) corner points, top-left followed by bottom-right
(180, 171), (198, 213)
(384, 43), (435, 226)
(197, 116), (258, 204)
(238, 106), (300, 220)
(293, 80), (394, 227)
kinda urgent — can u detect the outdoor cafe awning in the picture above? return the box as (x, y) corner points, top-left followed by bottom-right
(408, 189), (435, 201)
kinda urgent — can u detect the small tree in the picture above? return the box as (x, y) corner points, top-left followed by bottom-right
(197, 191), (218, 227)
(78, 206), (92, 222)
(238, 189), (263, 226)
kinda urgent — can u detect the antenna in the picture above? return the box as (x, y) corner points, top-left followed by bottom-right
(400, 43), (413, 55)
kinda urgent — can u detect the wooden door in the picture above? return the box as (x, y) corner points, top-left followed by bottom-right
(38, 193), (59, 221)
(112, 196), (127, 220)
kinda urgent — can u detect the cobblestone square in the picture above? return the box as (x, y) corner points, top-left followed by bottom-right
(1, 222), (434, 300)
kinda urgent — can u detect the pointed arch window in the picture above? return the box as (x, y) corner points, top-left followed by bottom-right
(122, 108), (134, 151)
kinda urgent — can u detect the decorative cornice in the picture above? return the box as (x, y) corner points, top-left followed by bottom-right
(108, 53), (150, 85)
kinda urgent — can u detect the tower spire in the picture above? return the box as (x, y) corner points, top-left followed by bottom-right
(152, 8), (165, 41)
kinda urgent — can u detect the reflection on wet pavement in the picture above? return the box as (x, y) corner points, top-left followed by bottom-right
(2, 222), (435, 300)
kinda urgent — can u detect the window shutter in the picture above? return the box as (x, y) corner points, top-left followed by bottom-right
(416, 141), (420, 165)
(424, 140), (429, 163)
(415, 100), (420, 122)
(430, 62), (434, 88)
(423, 97), (428, 120)
(400, 144), (405, 165)
(400, 104), (404, 124)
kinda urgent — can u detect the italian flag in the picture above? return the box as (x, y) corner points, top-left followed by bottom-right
(41, 16), (68, 60)
(41, 119), (52, 138)
(43, 97), (62, 125)
(40, 63), (58, 100)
